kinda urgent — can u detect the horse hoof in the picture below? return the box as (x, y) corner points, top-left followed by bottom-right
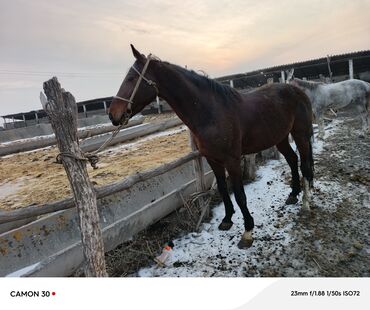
(237, 238), (253, 249)
(218, 221), (233, 231)
(301, 204), (311, 213)
(237, 231), (253, 249)
(285, 195), (298, 205)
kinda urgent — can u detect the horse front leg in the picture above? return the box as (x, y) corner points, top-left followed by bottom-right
(206, 159), (235, 230)
(226, 159), (254, 249)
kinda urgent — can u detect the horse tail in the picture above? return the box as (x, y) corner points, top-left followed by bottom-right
(308, 132), (314, 183)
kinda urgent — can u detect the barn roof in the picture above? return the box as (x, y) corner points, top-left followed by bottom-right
(216, 50), (370, 87)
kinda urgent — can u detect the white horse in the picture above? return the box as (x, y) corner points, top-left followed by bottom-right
(286, 71), (370, 139)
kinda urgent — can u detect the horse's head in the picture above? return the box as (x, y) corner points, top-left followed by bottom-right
(109, 44), (159, 126)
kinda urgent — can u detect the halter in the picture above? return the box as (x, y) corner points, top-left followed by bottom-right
(113, 55), (159, 124)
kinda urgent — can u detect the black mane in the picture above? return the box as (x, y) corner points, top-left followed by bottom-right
(163, 61), (241, 104)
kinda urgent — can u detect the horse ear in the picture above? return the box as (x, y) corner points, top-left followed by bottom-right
(130, 44), (146, 63)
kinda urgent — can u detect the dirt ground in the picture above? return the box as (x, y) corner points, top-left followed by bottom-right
(105, 114), (369, 277)
(0, 113), (190, 210)
(282, 116), (370, 277)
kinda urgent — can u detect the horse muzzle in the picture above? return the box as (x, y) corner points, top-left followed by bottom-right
(109, 111), (131, 126)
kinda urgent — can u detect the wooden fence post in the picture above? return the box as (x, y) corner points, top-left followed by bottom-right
(241, 154), (256, 181)
(40, 77), (107, 277)
(280, 71), (285, 83)
(261, 146), (280, 161)
(326, 55), (333, 81)
(348, 59), (354, 79)
(156, 96), (162, 114)
(188, 130), (208, 229)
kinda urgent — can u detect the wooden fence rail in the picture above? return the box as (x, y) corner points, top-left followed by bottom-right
(0, 151), (200, 225)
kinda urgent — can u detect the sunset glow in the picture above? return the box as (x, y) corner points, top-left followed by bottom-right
(0, 0), (369, 115)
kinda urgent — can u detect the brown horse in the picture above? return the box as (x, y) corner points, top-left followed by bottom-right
(109, 45), (314, 249)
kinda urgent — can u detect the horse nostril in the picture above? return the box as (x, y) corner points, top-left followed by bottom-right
(108, 112), (113, 121)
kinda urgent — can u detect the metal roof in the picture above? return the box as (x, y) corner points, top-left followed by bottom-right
(215, 50), (370, 89)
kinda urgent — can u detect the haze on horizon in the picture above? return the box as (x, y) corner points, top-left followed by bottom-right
(0, 0), (369, 117)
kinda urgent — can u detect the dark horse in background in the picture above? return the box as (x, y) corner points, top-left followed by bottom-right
(109, 45), (314, 248)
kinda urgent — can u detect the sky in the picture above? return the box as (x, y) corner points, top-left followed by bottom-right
(0, 0), (369, 119)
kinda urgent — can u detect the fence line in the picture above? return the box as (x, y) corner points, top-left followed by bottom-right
(0, 151), (200, 225)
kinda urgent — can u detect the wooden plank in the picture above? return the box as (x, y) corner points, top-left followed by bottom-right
(80, 118), (182, 153)
(16, 170), (214, 277)
(188, 131), (206, 193)
(0, 117), (144, 156)
(41, 77), (107, 277)
(188, 130), (208, 229)
(0, 151), (200, 225)
(0, 160), (213, 277)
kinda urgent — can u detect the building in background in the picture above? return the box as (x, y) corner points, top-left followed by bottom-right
(1, 50), (369, 130)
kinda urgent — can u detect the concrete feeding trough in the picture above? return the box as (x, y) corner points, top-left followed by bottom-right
(0, 155), (213, 277)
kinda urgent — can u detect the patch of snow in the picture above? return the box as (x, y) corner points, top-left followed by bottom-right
(0, 133), (55, 146)
(139, 160), (298, 277)
(0, 179), (26, 199)
(5, 262), (41, 277)
(138, 119), (344, 277)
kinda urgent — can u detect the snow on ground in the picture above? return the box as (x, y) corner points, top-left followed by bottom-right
(138, 121), (342, 277)
(5, 262), (41, 277)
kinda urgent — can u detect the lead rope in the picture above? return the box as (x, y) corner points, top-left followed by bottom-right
(56, 55), (157, 169)
(56, 123), (124, 169)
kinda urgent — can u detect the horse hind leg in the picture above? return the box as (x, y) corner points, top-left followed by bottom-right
(276, 136), (301, 204)
(359, 110), (368, 137)
(291, 133), (314, 212)
(359, 95), (370, 136)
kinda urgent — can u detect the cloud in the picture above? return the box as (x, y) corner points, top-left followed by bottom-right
(0, 80), (38, 90)
(0, 0), (369, 115)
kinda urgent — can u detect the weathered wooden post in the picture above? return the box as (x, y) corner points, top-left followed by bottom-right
(280, 71), (285, 83)
(348, 59), (354, 79)
(156, 96), (162, 114)
(326, 55), (333, 81)
(188, 130), (208, 229)
(40, 77), (107, 277)
(241, 154), (256, 181)
(262, 146), (280, 161)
